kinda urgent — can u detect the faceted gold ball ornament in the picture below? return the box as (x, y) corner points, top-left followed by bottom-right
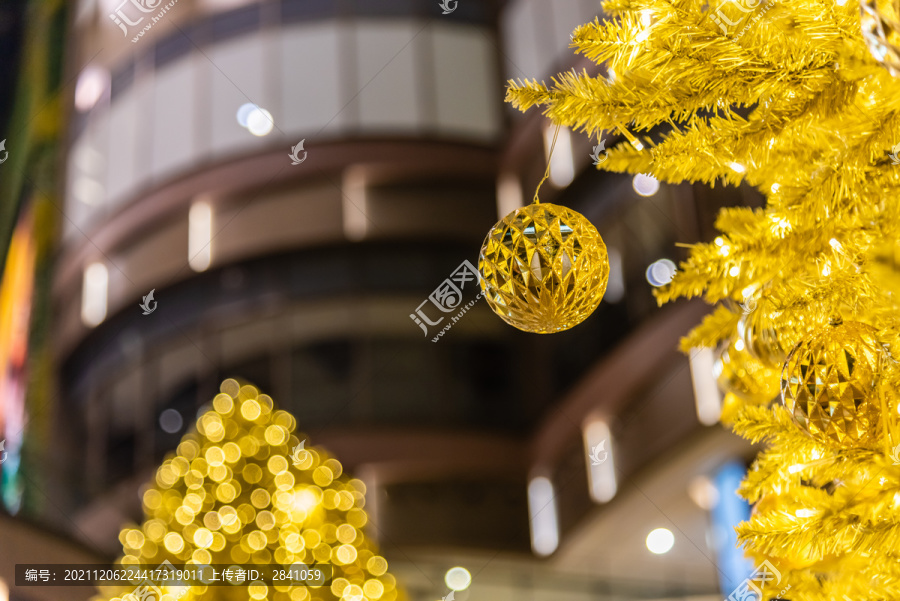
(781, 320), (887, 448)
(713, 340), (781, 404)
(478, 203), (609, 333)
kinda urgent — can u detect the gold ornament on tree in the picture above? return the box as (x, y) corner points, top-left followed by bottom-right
(478, 125), (609, 333)
(781, 319), (886, 448)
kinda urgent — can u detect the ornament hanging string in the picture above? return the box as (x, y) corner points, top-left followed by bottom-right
(533, 122), (563, 205)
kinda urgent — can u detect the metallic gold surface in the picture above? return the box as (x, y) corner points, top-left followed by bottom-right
(478, 203), (609, 333)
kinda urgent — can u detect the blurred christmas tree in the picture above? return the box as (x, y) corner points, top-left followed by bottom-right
(94, 379), (403, 601)
(506, 0), (900, 599)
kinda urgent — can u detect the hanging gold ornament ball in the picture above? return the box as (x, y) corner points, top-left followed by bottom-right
(478, 202), (609, 333)
(713, 339), (781, 404)
(781, 319), (886, 448)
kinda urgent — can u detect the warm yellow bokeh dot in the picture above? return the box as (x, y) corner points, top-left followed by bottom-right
(274, 471), (295, 490)
(331, 577), (349, 597)
(213, 392), (234, 414)
(324, 459), (343, 479)
(302, 529), (321, 548)
(206, 446), (225, 466)
(241, 399), (262, 421)
(313, 466), (333, 487)
(210, 532), (226, 552)
(243, 463), (263, 484)
(337, 491), (355, 511)
(256, 510), (276, 530)
(192, 548), (212, 564)
(209, 464), (229, 482)
(251, 488), (272, 508)
(335, 544), (357, 564)
(143, 489), (162, 510)
(248, 530), (268, 551)
(164, 532), (185, 554)
(313, 543), (332, 562)
(222, 441), (241, 462)
(348, 508), (368, 528)
(194, 528), (214, 548)
(174, 507), (194, 526)
(343, 584), (364, 601)
(268, 455), (289, 475)
(216, 482), (237, 503)
(220, 378), (240, 397)
(290, 587), (310, 601)
(367, 556), (388, 576)
(145, 520), (167, 542)
(124, 529), (144, 549)
(337, 524), (357, 544)
(265, 425), (286, 446)
(248, 583), (268, 599)
(364, 579), (384, 599)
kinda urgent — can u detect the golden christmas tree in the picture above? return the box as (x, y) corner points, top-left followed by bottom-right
(93, 379), (404, 601)
(507, 0), (900, 599)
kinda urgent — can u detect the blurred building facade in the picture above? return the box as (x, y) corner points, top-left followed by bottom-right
(3, 1), (762, 600)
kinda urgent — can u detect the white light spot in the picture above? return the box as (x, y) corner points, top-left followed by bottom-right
(444, 567), (471, 591)
(729, 265), (740, 277)
(689, 347), (722, 425)
(646, 528), (674, 554)
(729, 162), (746, 173)
(583, 419), (616, 503)
(247, 107), (274, 136)
(236, 102), (258, 127)
(75, 66), (109, 112)
(646, 258), (676, 286)
(715, 237), (725, 247)
(829, 238), (841, 249)
(633, 140), (644, 151)
(607, 68), (616, 81)
(543, 125), (575, 187)
(734, 339), (745, 352)
(788, 464), (804, 474)
(527, 477), (559, 556)
(159, 409), (183, 434)
(81, 262), (109, 327)
(189, 201), (213, 272)
(795, 509), (817, 518)
(641, 9), (653, 25)
(770, 183), (780, 193)
(632, 173), (659, 196)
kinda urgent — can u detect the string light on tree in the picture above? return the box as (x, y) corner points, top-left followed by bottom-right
(92, 379), (403, 601)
